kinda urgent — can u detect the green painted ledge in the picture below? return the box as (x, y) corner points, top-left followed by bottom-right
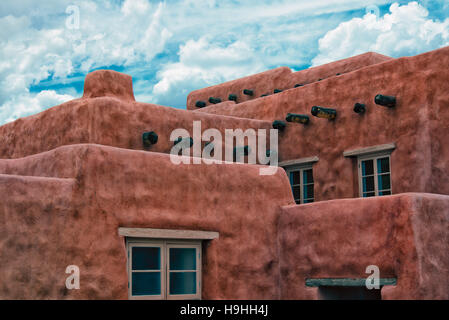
(305, 278), (397, 287)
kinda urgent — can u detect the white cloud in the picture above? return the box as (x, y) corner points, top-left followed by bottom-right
(0, 0), (172, 124)
(0, 90), (74, 124)
(138, 2), (172, 63)
(0, 15), (30, 39)
(312, 2), (449, 66)
(148, 38), (266, 107)
(121, 0), (151, 16)
(0, 0), (72, 18)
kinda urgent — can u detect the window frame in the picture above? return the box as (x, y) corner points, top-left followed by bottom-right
(126, 238), (202, 300)
(128, 240), (165, 300)
(284, 164), (314, 204)
(166, 242), (201, 300)
(357, 151), (392, 198)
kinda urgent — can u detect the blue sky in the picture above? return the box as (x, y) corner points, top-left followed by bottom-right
(0, 0), (448, 124)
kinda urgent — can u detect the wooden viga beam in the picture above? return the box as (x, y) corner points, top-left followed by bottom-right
(272, 120), (287, 131)
(375, 94), (396, 108)
(228, 94), (238, 102)
(142, 131), (158, 148)
(208, 97), (222, 104)
(243, 89), (254, 96)
(311, 106), (337, 120)
(195, 100), (206, 108)
(286, 113), (310, 125)
(353, 103), (366, 114)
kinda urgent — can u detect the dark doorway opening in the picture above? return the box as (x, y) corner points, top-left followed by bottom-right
(318, 286), (382, 300)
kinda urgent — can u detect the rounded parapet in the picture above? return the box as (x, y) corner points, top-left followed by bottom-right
(82, 70), (135, 101)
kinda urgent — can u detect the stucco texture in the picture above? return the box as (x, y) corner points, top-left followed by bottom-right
(195, 46), (449, 198)
(187, 52), (391, 110)
(0, 98), (272, 162)
(0, 144), (294, 299)
(278, 193), (449, 300)
(0, 47), (448, 300)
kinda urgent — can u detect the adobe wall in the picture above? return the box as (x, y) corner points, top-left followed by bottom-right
(187, 52), (391, 110)
(0, 49), (447, 300)
(1, 48), (448, 202)
(426, 64), (449, 195)
(278, 193), (449, 300)
(0, 174), (77, 298)
(195, 46), (449, 198)
(0, 96), (272, 161)
(285, 52), (392, 89)
(0, 144), (88, 178)
(193, 47), (447, 122)
(0, 144), (294, 299)
(187, 67), (292, 110)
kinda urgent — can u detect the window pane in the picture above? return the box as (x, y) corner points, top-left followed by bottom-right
(378, 174), (391, 191)
(303, 169), (314, 184)
(304, 184), (314, 200)
(169, 272), (197, 295)
(304, 198), (314, 204)
(361, 160), (374, 176)
(132, 247), (160, 270)
(132, 272), (161, 296)
(290, 171), (300, 185)
(362, 176), (375, 193)
(363, 192), (376, 197)
(379, 190), (391, 196)
(292, 186), (300, 201)
(169, 248), (196, 271)
(377, 157), (390, 174)
(295, 199), (300, 204)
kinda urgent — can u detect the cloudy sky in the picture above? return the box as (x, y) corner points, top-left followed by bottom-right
(0, 0), (448, 125)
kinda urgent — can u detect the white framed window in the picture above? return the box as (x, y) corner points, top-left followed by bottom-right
(284, 165), (314, 204)
(127, 239), (201, 300)
(358, 152), (392, 197)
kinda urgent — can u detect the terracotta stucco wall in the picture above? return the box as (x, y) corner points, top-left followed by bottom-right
(1, 48), (448, 202)
(278, 193), (449, 300)
(427, 63), (449, 195)
(1, 150), (447, 299)
(0, 174), (77, 298)
(0, 144), (294, 299)
(186, 67), (292, 110)
(0, 48), (447, 300)
(195, 46), (449, 198)
(0, 97), (272, 161)
(187, 52), (391, 110)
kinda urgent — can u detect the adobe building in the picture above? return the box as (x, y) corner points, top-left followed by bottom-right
(0, 46), (448, 300)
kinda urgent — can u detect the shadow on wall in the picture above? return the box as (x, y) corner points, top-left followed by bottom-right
(318, 286), (382, 300)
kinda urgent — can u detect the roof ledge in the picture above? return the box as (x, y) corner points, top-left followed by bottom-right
(305, 278), (397, 287)
(118, 227), (219, 240)
(343, 143), (396, 158)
